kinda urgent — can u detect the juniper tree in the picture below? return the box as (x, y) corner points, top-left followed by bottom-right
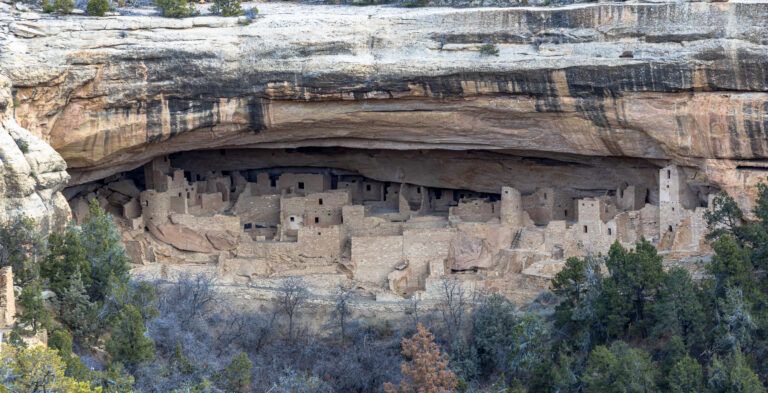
(15, 280), (52, 335)
(105, 304), (156, 365)
(0, 216), (45, 285)
(223, 352), (251, 393)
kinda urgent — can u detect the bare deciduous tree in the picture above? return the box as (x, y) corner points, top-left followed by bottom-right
(278, 277), (308, 342)
(331, 283), (354, 344)
(437, 277), (473, 346)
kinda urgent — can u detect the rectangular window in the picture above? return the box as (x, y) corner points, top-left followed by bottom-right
(583, 225), (588, 233)
(608, 228), (612, 235)
(366, 184), (372, 191)
(244, 223), (252, 230)
(315, 217), (319, 223)
(290, 216), (295, 222)
(298, 182), (305, 189)
(319, 198), (323, 205)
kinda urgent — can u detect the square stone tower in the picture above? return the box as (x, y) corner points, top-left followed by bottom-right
(659, 165), (698, 236)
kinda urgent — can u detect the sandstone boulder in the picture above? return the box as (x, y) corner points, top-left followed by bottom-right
(107, 179), (141, 198)
(206, 230), (240, 251)
(154, 222), (214, 253)
(449, 231), (492, 271)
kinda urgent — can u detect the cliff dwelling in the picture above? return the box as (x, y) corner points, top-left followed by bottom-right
(63, 147), (717, 304)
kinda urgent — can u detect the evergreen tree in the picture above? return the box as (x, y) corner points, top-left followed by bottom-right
(42, 0), (75, 13)
(508, 314), (550, 382)
(649, 268), (705, 348)
(582, 341), (657, 393)
(79, 200), (130, 301)
(210, 0), (243, 16)
(705, 191), (746, 242)
(472, 294), (517, 373)
(59, 270), (101, 345)
(551, 253), (604, 350)
(667, 356), (704, 393)
(708, 235), (753, 297)
(530, 350), (579, 393)
(707, 348), (766, 393)
(449, 336), (479, 382)
(105, 304), (155, 365)
(0, 216), (45, 285)
(15, 280), (52, 334)
(223, 352), (252, 393)
(659, 336), (687, 378)
(599, 240), (664, 339)
(101, 277), (158, 324)
(713, 287), (756, 355)
(41, 227), (91, 295)
(48, 329), (94, 381)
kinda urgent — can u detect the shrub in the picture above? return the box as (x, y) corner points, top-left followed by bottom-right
(402, 0), (428, 7)
(156, 0), (198, 18)
(210, 0), (243, 16)
(478, 43), (500, 57)
(87, 0), (110, 16)
(244, 6), (257, 18)
(42, 0), (75, 13)
(14, 138), (28, 153)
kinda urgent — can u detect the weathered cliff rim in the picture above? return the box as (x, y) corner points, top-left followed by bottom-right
(0, 75), (71, 230)
(2, 1), (768, 207)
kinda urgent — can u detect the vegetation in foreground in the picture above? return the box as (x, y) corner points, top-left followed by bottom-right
(1, 182), (768, 392)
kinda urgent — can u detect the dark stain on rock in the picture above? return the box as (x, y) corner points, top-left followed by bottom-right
(166, 98), (216, 138)
(145, 99), (164, 143)
(247, 98), (267, 132)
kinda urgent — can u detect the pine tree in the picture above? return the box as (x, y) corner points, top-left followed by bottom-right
(79, 200), (130, 301)
(58, 270), (101, 345)
(383, 323), (457, 393)
(105, 304), (155, 365)
(15, 280), (52, 334)
(224, 352), (252, 393)
(41, 227), (91, 295)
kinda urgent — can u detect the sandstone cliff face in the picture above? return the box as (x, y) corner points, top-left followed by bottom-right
(0, 75), (70, 231)
(1, 2), (767, 208)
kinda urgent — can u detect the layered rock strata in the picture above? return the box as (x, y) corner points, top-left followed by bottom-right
(0, 75), (70, 231)
(1, 1), (767, 214)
